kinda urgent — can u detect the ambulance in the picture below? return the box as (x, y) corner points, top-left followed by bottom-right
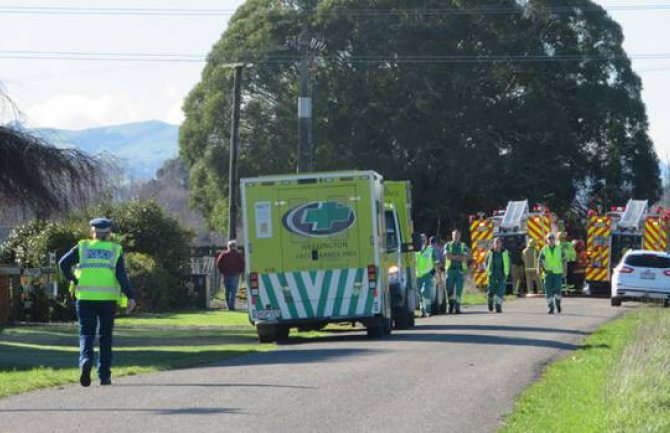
(241, 171), (411, 342)
(383, 181), (417, 329)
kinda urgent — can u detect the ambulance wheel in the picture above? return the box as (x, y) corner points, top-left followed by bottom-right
(257, 325), (276, 343)
(366, 322), (384, 339)
(611, 297), (622, 307)
(275, 325), (290, 342)
(394, 312), (411, 330)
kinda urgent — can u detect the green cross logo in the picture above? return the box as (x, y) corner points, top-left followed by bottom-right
(283, 201), (356, 237)
(303, 202), (352, 232)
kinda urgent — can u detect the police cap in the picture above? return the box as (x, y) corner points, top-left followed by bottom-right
(89, 217), (112, 232)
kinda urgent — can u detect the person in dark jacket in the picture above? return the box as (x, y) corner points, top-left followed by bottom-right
(216, 240), (245, 310)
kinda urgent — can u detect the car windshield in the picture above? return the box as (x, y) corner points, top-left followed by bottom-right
(624, 254), (670, 269)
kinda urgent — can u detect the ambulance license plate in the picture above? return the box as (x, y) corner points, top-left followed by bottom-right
(641, 271), (656, 280)
(257, 309), (281, 320)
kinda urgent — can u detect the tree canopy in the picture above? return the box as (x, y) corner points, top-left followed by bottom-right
(180, 0), (661, 235)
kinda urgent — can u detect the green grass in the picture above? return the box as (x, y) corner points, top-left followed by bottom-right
(116, 309), (252, 327)
(0, 311), (271, 399)
(500, 307), (670, 433)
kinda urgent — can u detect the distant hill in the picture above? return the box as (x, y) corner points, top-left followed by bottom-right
(38, 120), (179, 179)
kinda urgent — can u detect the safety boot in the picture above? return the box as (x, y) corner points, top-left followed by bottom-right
(79, 360), (92, 387)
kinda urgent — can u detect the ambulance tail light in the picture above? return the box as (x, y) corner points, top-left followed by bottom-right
(368, 265), (378, 296)
(250, 272), (259, 306)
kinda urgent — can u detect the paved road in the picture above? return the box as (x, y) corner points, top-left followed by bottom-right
(0, 297), (627, 433)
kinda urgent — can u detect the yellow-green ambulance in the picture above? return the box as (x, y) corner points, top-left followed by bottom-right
(241, 171), (407, 342)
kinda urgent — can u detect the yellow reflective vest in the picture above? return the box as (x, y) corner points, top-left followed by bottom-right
(540, 245), (563, 275)
(415, 246), (435, 278)
(445, 242), (468, 272)
(76, 240), (122, 301)
(485, 249), (510, 278)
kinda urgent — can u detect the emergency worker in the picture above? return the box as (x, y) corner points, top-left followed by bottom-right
(59, 218), (136, 387)
(415, 233), (438, 317)
(485, 237), (509, 313)
(443, 229), (469, 314)
(558, 232), (577, 293)
(538, 233), (564, 314)
(522, 239), (542, 294)
(430, 236), (445, 313)
(573, 240), (587, 292)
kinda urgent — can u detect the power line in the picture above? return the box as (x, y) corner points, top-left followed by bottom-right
(3, 51), (670, 64)
(0, 4), (670, 16)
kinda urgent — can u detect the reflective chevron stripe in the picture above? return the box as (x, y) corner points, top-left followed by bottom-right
(254, 268), (374, 320)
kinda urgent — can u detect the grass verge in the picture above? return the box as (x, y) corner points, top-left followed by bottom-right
(0, 311), (271, 399)
(500, 307), (670, 433)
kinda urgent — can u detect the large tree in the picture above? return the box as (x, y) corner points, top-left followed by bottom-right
(180, 0), (661, 234)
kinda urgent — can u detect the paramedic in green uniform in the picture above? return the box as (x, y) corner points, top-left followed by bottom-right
(538, 233), (564, 314)
(485, 237), (510, 313)
(444, 229), (469, 314)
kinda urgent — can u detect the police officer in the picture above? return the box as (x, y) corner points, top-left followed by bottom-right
(444, 229), (469, 314)
(59, 218), (136, 387)
(415, 233), (438, 317)
(485, 237), (509, 313)
(538, 233), (564, 314)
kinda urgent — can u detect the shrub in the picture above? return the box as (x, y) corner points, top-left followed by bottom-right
(125, 252), (177, 312)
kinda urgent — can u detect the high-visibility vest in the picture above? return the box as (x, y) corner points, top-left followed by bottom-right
(415, 247), (435, 278)
(485, 249), (510, 278)
(559, 242), (577, 262)
(445, 242), (468, 271)
(76, 240), (122, 301)
(541, 245), (563, 274)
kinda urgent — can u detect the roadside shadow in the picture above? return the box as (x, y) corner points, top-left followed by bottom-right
(114, 382), (315, 389)
(0, 407), (242, 415)
(228, 347), (383, 366)
(390, 332), (582, 350)
(1, 342), (381, 372)
(414, 324), (589, 335)
(281, 333), (374, 345)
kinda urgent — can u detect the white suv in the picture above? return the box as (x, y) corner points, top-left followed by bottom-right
(611, 250), (670, 307)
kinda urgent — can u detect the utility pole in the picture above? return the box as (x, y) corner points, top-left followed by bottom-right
(297, 31), (313, 173)
(228, 64), (243, 241)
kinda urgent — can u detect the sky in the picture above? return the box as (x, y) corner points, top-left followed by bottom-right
(0, 0), (669, 161)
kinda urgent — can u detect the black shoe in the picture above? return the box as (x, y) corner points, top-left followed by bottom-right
(100, 378), (112, 386)
(495, 304), (502, 314)
(455, 306), (462, 315)
(557, 304), (562, 314)
(79, 360), (92, 387)
(548, 308), (555, 314)
(448, 302), (455, 314)
(488, 303), (494, 312)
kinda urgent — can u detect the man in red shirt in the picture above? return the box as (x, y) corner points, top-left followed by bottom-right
(216, 240), (245, 310)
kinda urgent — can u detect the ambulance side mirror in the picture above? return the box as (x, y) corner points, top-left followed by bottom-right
(412, 233), (423, 252)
